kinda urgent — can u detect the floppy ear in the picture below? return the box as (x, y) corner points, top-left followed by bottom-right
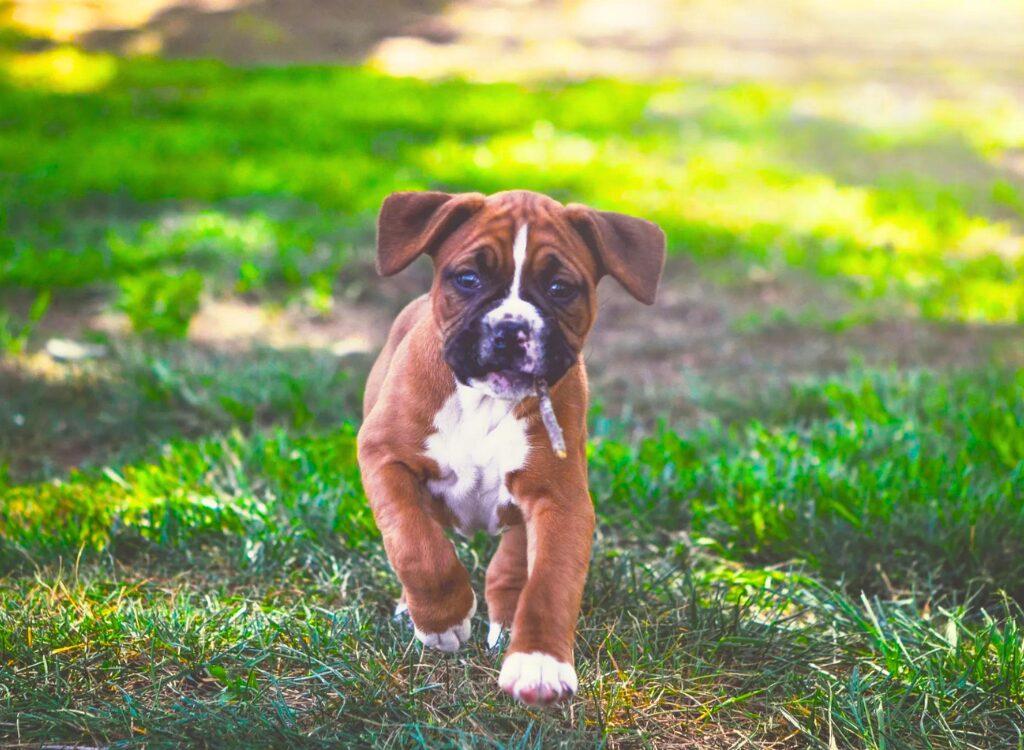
(376, 191), (486, 277)
(564, 204), (666, 305)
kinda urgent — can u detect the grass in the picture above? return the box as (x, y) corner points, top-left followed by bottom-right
(0, 30), (1023, 750)
(592, 368), (1024, 598)
(4, 544), (1022, 748)
(2, 349), (1023, 748)
(1, 47), (1023, 325)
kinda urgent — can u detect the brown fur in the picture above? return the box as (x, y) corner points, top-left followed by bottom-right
(358, 189), (664, 698)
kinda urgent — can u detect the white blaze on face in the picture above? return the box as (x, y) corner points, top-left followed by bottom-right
(509, 222), (529, 300)
(479, 223), (545, 379)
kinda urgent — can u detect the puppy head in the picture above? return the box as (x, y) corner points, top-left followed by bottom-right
(376, 189), (666, 400)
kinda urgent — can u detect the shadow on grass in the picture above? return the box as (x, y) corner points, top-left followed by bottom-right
(79, 0), (452, 64)
(0, 341), (370, 483)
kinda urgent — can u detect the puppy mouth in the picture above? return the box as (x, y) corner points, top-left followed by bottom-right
(442, 308), (577, 399)
(484, 367), (535, 386)
(470, 368), (536, 400)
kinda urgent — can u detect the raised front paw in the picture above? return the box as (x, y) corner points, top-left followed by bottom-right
(409, 592), (477, 653)
(498, 651), (577, 706)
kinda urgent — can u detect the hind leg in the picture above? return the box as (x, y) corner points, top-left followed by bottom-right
(485, 524), (528, 649)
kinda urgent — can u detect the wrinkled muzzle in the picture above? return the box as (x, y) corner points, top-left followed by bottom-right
(444, 301), (576, 400)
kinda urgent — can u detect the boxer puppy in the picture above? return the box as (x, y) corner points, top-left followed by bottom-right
(358, 189), (665, 706)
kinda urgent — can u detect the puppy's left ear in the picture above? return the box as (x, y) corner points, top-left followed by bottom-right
(376, 191), (486, 277)
(565, 204), (666, 305)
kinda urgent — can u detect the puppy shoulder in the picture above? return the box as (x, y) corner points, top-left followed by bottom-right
(360, 298), (454, 463)
(363, 294), (431, 419)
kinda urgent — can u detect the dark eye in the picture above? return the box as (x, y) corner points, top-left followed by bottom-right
(453, 270), (482, 293)
(546, 279), (577, 301)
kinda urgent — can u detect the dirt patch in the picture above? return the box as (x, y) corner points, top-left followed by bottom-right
(18, 256), (1024, 427)
(588, 258), (1024, 418)
(15, 254), (1024, 396)
(3, 263), (1021, 481)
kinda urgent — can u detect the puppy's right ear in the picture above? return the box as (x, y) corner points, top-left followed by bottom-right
(376, 191), (486, 277)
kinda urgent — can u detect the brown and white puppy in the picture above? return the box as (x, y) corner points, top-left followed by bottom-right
(357, 189), (665, 706)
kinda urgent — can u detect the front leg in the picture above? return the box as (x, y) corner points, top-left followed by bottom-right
(498, 484), (595, 705)
(361, 455), (476, 652)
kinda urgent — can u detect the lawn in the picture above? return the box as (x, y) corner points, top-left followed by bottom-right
(1, 36), (1024, 749)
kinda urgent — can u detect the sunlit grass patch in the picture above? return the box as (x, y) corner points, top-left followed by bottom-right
(2, 46), (115, 92)
(0, 426), (369, 567)
(1, 58), (1023, 327)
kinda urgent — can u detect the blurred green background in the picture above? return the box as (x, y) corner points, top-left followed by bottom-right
(1, 1), (1023, 748)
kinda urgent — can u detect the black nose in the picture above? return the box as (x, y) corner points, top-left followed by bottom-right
(492, 319), (529, 352)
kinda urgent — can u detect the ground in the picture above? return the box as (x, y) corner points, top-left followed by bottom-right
(1, 2), (1023, 748)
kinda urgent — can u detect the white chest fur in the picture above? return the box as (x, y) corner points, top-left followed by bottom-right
(423, 385), (530, 535)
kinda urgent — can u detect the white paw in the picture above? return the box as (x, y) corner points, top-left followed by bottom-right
(413, 593), (476, 653)
(486, 622), (506, 650)
(498, 651), (578, 705)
